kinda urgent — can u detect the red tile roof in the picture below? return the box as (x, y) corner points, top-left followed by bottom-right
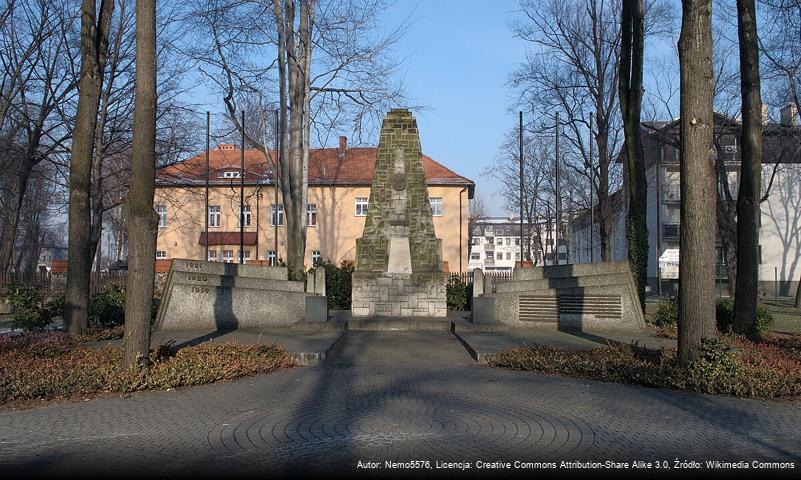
(199, 232), (258, 246)
(156, 144), (474, 189)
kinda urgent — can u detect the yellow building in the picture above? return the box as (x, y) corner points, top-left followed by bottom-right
(154, 138), (475, 272)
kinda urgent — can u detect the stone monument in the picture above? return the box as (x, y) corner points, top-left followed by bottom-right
(351, 109), (447, 317)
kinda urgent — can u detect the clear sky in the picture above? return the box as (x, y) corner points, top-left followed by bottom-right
(378, 0), (528, 216)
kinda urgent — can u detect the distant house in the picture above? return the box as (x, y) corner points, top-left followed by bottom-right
(569, 107), (801, 296)
(154, 137), (475, 271)
(468, 216), (567, 272)
(37, 245), (68, 272)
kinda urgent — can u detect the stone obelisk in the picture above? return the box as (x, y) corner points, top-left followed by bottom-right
(351, 109), (447, 317)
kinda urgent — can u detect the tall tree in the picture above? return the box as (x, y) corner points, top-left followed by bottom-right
(619, 0), (648, 309)
(734, 0), (763, 337)
(64, 0), (114, 335)
(122, 0), (157, 368)
(678, 0), (717, 365)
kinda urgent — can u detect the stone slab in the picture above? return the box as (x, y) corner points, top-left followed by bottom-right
(169, 259), (289, 280)
(471, 296), (496, 324)
(169, 271), (305, 292)
(304, 296), (328, 323)
(347, 317), (452, 331)
(453, 329), (677, 364)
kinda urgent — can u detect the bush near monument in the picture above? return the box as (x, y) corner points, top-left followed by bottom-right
(0, 333), (295, 407)
(318, 260), (354, 310)
(446, 278), (473, 311)
(6, 282), (159, 333)
(490, 334), (801, 399)
(648, 297), (773, 337)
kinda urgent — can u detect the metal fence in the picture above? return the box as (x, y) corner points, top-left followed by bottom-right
(0, 271), (126, 297)
(449, 271), (513, 292)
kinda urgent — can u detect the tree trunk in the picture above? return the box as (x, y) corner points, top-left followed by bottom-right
(619, 0), (648, 310)
(122, 0), (158, 369)
(0, 160), (33, 273)
(733, 0), (763, 339)
(64, 0), (114, 335)
(678, 0), (717, 366)
(597, 134), (612, 261)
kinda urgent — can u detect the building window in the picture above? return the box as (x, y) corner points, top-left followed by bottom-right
(267, 250), (276, 266)
(209, 205), (221, 227)
(485, 251), (493, 259)
(495, 227), (503, 235)
(271, 204), (284, 226)
(239, 205), (251, 228)
(515, 238), (520, 246)
(515, 252), (520, 260)
(208, 250), (217, 262)
(307, 204), (317, 226)
(312, 250), (321, 266)
(506, 252), (511, 260)
(486, 237), (494, 245)
(156, 205), (167, 228)
(238, 250), (251, 263)
(429, 197), (443, 216)
(217, 171), (241, 179)
(663, 223), (680, 241)
(355, 197), (369, 216)
(222, 250), (234, 263)
(471, 237), (481, 245)
(155, 250), (167, 259)
(470, 252), (481, 260)
(496, 252), (502, 260)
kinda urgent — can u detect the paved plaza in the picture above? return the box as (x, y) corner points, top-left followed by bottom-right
(1, 331), (800, 477)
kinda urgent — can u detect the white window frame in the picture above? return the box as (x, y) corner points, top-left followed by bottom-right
(209, 205), (221, 228)
(355, 197), (369, 216)
(238, 250), (251, 263)
(267, 250), (276, 266)
(222, 250), (234, 263)
(312, 250), (321, 266)
(429, 197), (443, 216)
(155, 250), (167, 259)
(307, 204), (317, 226)
(217, 171), (241, 179)
(208, 250), (217, 262)
(239, 205), (252, 228)
(156, 205), (167, 228)
(271, 204), (284, 226)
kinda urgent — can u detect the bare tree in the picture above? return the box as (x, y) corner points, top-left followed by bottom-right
(0, 0), (80, 274)
(733, 0), (764, 337)
(123, 0), (157, 368)
(678, 0), (717, 365)
(64, 0), (114, 335)
(619, 0), (647, 308)
(185, 0), (412, 280)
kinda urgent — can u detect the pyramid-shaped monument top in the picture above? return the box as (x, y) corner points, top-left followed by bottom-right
(355, 109), (443, 273)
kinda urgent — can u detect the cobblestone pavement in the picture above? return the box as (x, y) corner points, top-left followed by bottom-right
(1, 332), (800, 477)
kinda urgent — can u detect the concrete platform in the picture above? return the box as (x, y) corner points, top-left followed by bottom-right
(84, 326), (346, 366)
(453, 329), (676, 363)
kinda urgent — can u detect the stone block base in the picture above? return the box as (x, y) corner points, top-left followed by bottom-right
(351, 272), (447, 317)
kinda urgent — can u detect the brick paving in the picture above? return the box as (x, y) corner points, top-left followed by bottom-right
(1, 331), (800, 477)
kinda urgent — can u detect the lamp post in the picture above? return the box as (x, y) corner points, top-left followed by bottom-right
(204, 111), (210, 262)
(519, 111), (524, 266)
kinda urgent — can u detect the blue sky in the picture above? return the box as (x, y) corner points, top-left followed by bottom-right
(378, 0), (528, 216)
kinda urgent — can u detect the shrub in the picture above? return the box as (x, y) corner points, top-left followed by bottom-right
(650, 297), (678, 326)
(319, 259), (354, 310)
(490, 334), (801, 399)
(649, 297), (774, 336)
(0, 333), (296, 405)
(714, 298), (774, 335)
(88, 283), (126, 328)
(446, 279), (473, 311)
(7, 284), (53, 331)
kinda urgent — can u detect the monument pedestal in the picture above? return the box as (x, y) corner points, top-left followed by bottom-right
(352, 272), (447, 317)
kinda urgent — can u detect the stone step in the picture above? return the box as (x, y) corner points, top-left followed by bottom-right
(346, 317), (453, 332)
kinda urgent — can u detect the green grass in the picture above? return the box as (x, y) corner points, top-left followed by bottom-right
(760, 297), (801, 335)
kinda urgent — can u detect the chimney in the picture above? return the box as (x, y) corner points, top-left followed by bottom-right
(780, 103), (798, 126)
(338, 136), (347, 160)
